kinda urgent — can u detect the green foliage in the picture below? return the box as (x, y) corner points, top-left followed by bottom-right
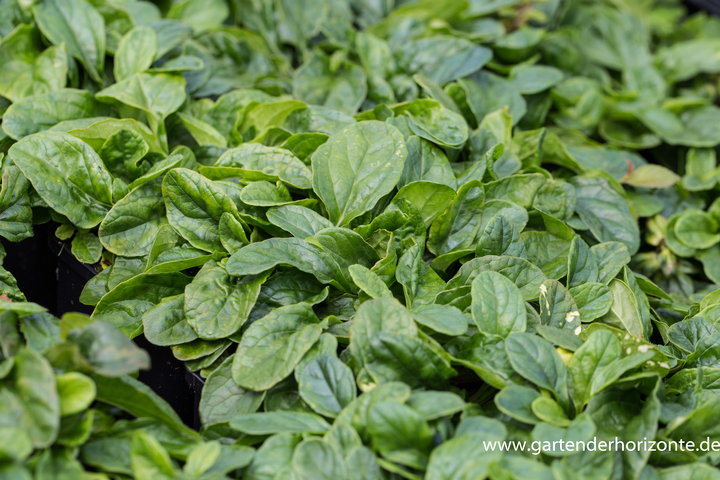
(2, 0), (720, 477)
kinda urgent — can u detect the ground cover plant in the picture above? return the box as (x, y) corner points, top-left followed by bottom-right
(4, 0), (720, 478)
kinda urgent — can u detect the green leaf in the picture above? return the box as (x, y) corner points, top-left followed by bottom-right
(114, 26), (157, 82)
(367, 401), (433, 469)
(8, 348), (60, 448)
(267, 205), (334, 239)
(622, 164), (679, 189)
(209, 143), (313, 189)
(349, 264), (393, 299)
(505, 332), (569, 410)
(406, 390), (465, 421)
(91, 272), (191, 335)
(199, 356), (264, 426)
(232, 303), (323, 391)
(571, 177), (640, 255)
(597, 279), (643, 338)
(99, 179), (167, 257)
(70, 231), (102, 264)
(568, 330), (621, 412)
(293, 53), (367, 115)
(67, 321), (151, 376)
(396, 99), (469, 148)
(226, 237), (340, 289)
(55, 372), (96, 416)
(230, 411), (331, 435)
(292, 438), (346, 480)
(141, 294), (198, 346)
(298, 355), (357, 418)
(394, 181), (457, 228)
(567, 236), (598, 288)
(163, 168), (237, 252)
(675, 209), (720, 249)
(476, 214), (527, 258)
(311, 121), (408, 226)
(471, 271), (526, 336)
(130, 431), (174, 480)
(539, 280), (580, 331)
(0, 25), (67, 102)
(95, 375), (197, 438)
(427, 180), (485, 256)
(185, 261), (269, 340)
(569, 282), (613, 322)
(96, 73), (186, 140)
(409, 304), (468, 337)
(0, 165), (33, 242)
(9, 131), (113, 228)
(33, 0), (105, 83)
(448, 255), (547, 301)
(363, 332), (457, 389)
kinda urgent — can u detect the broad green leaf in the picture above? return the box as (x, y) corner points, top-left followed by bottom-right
(571, 177), (639, 255)
(539, 280), (579, 331)
(0, 165), (33, 242)
(597, 279), (643, 338)
(569, 283), (613, 322)
(395, 99), (469, 148)
(394, 181), (457, 228)
(311, 121), (408, 226)
(396, 244), (446, 307)
(3, 89), (105, 140)
(298, 355), (357, 418)
(447, 256), (547, 301)
(0, 25), (67, 102)
(568, 330), (621, 412)
(471, 271), (526, 336)
(567, 236), (598, 288)
(293, 53), (367, 115)
(292, 438), (346, 480)
(675, 209), (720, 249)
(8, 348), (60, 448)
(91, 272), (191, 336)
(9, 131), (113, 228)
(176, 112), (227, 148)
(406, 390), (465, 421)
(267, 205), (334, 239)
(232, 303), (323, 391)
(410, 304), (468, 337)
(367, 401), (433, 469)
(71, 230), (103, 264)
(209, 143), (312, 189)
(230, 411), (330, 435)
(199, 356), (264, 426)
(185, 261), (269, 340)
(476, 214), (527, 258)
(427, 180), (484, 256)
(114, 26), (157, 82)
(67, 321), (151, 376)
(94, 375), (197, 437)
(96, 73), (186, 140)
(141, 294), (198, 346)
(55, 372), (95, 416)
(349, 264), (393, 299)
(99, 178), (167, 257)
(33, 0), (105, 83)
(505, 332), (569, 410)
(363, 332), (457, 389)
(163, 168), (238, 252)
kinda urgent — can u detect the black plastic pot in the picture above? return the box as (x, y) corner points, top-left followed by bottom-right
(1, 223), (58, 310)
(687, 0), (720, 15)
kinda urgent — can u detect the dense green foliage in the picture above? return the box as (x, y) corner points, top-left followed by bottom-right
(4, 0), (720, 478)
